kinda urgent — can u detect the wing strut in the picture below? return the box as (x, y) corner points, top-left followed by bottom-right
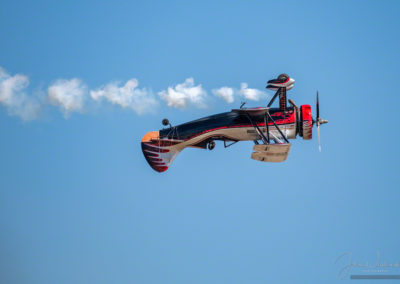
(244, 108), (289, 144)
(245, 113), (269, 144)
(267, 88), (281, 107)
(224, 140), (238, 148)
(266, 111), (290, 144)
(250, 109), (292, 163)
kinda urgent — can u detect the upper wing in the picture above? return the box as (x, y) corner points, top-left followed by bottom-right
(251, 143), (292, 163)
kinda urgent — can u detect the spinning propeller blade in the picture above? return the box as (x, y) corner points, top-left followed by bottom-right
(316, 91), (321, 152)
(316, 91), (319, 121)
(315, 91), (327, 152)
(317, 123), (321, 152)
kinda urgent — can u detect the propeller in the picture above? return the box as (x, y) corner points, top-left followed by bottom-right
(314, 91), (328, 152)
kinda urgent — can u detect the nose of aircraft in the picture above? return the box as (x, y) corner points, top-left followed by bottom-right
(300, 104), (313, 140)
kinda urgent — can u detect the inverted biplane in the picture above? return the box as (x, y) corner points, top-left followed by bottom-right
(141, 74), (328, 172)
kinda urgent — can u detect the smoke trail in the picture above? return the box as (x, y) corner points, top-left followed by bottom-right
(158, 78), (207, 109)
(90, 79), (158, 115)
(48, 78), (87, 116)
(0, 67), (40, 120)
(0, 66), (269, 120)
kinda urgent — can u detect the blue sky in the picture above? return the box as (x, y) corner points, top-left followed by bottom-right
(1, 0), (400, 283)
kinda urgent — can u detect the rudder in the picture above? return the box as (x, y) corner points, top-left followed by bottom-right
(141, 131), (182, 173)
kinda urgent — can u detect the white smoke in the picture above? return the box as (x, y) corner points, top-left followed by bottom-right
(158, 78), (207, 109)
(212, 83), (268, 103)
(48, 78), (87, 115)
(212, 87), (235, 104)
(90, 79), (158, 115)
(0, 67), (40, 120)
(238, 82), (268, 101)
(0, 66), (272, 121)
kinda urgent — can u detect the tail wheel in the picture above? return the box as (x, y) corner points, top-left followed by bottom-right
(207, 141), (215, 150)
(278, 73), (289, 81)
(301, 105), (313, 140)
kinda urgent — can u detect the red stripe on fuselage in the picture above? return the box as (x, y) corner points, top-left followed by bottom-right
(186, 112), (295, 141)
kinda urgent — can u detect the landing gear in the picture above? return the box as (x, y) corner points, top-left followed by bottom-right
(207, 141), (215, 150)
(278, 73), (289, 81)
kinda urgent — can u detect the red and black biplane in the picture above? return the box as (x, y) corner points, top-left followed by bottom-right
(141, 74), (328, 172)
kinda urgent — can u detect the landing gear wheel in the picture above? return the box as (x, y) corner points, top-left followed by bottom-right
(207, 141), (215, 150)
(278, 73), (289, 81)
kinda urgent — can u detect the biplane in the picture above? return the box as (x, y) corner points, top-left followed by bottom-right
(141, 74), (328, 172)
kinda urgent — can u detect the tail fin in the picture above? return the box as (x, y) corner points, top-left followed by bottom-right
(141, 131), (182, 173)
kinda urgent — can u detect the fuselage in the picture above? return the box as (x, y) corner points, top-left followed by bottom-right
(141, 104), (313, 172)
(141, 72), (321, 172)
(158, 107), (298, 149)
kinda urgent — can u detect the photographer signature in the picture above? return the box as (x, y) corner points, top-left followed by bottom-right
(335, 251), (400, 279)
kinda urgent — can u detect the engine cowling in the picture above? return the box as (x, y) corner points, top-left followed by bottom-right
(300, 105), (312, 140)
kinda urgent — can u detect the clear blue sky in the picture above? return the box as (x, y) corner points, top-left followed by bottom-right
(1, 0), (399, 283)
